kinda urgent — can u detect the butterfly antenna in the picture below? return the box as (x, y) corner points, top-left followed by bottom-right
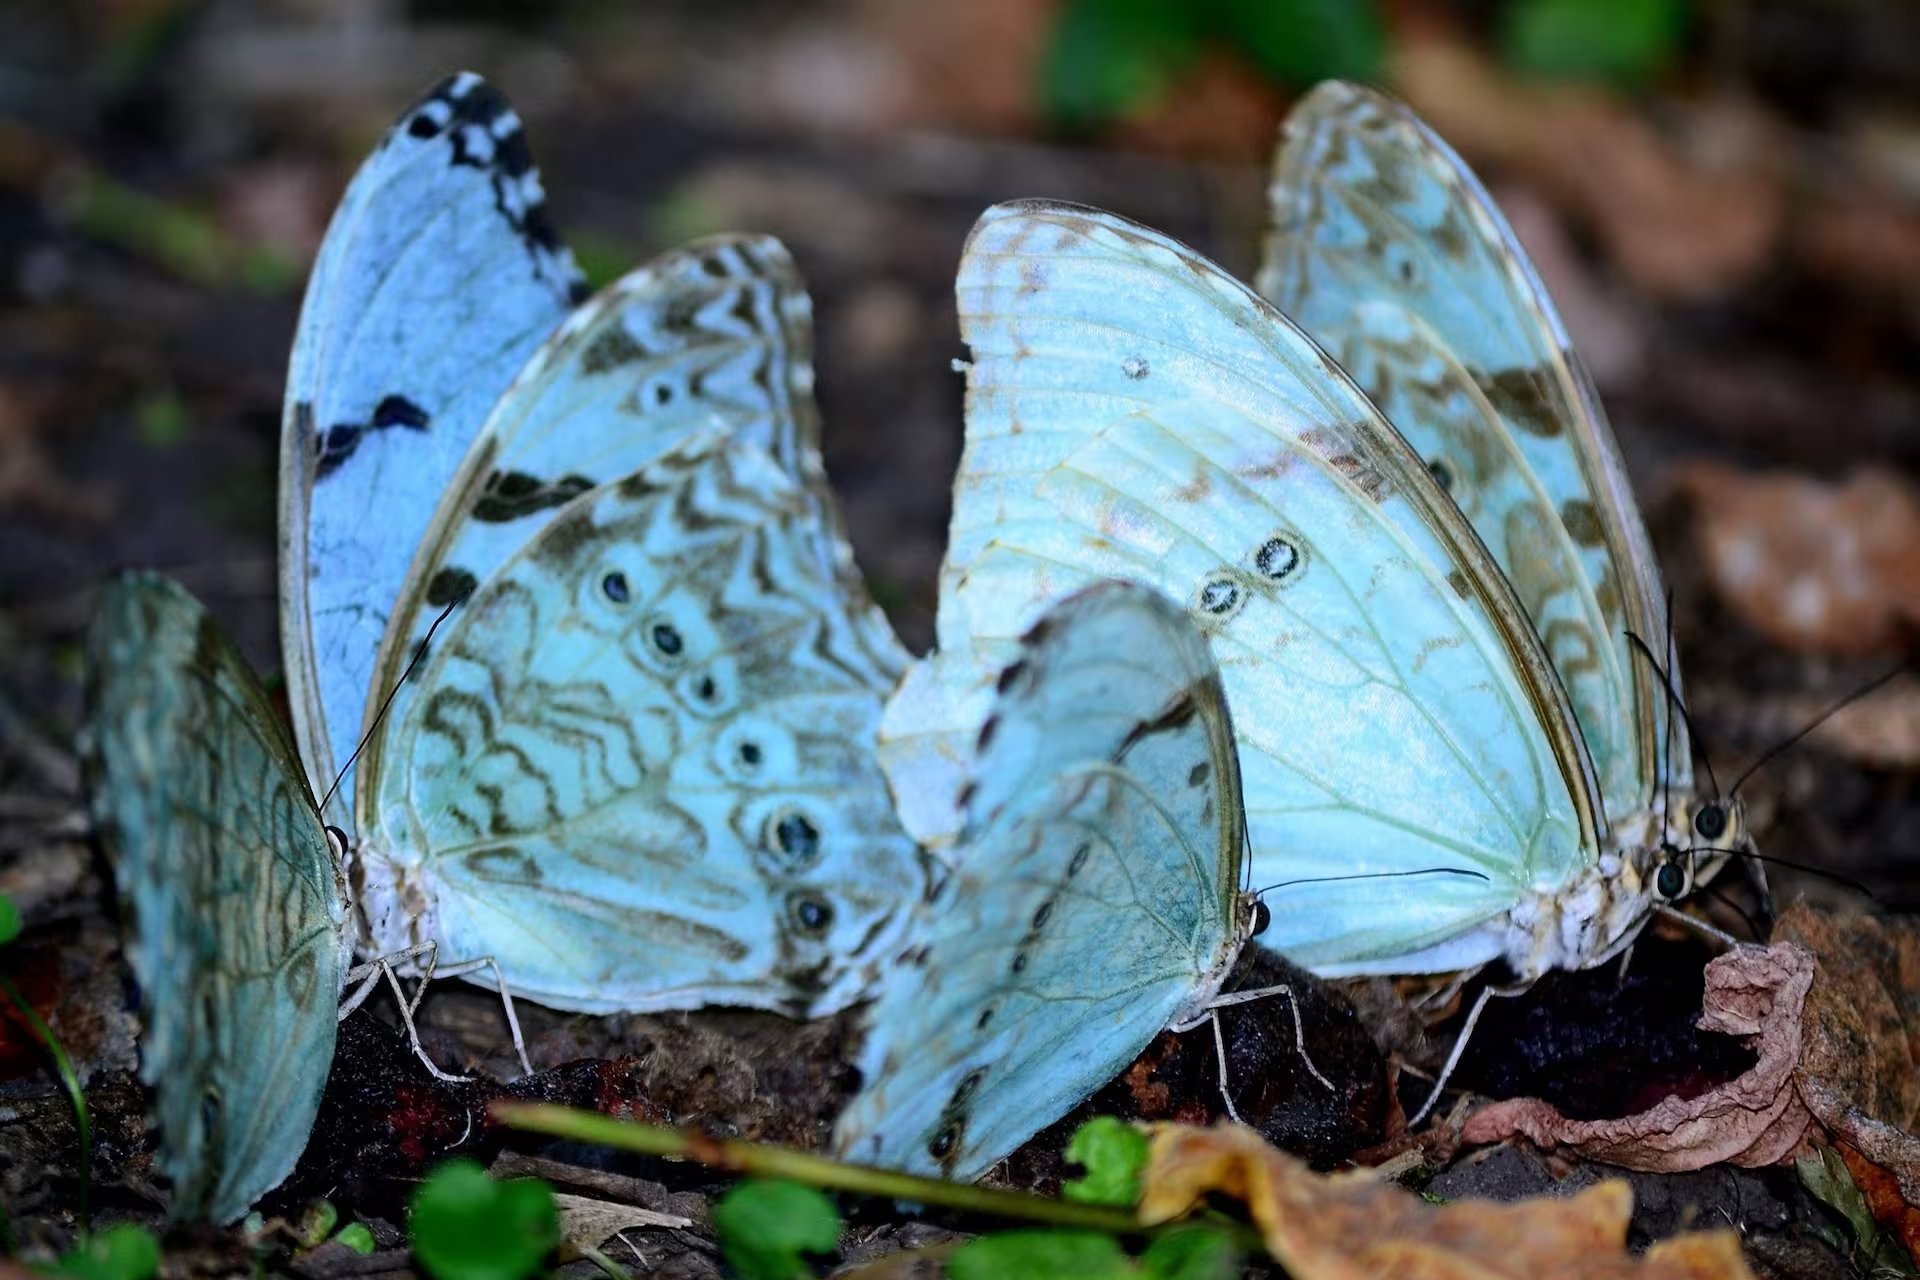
(1683, 843), (1876, 901)
(1696, 880), (1761, 941)
(1255, 866), (1491, 897)
(318, 596), (466, 816)
(1625, 630), (1721, 801)
(1725, 665), (1908, 798)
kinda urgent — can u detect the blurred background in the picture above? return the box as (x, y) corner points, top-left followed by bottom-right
(1, 0), (1917, 907)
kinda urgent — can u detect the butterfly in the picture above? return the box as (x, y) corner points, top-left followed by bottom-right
(278, 72), (922, 1018)
(878, 94), (1744, 1050)
(84, 573), (351, 1224)
(833, 581), (1270, 1182)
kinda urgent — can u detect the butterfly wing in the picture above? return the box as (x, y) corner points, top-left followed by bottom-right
(1259, 81), (1682, 822)
(834, 582), (1242, 1181)
(359, 429), (919, 1016)
(883, 200), (1601, 976)
(366, 233), (901, 748)
(280, 72), (583, 823)
(84, 574), (349, 1224)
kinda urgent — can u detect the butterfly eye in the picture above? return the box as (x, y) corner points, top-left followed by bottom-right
(1654, 861), (1686, 901)
(1249, 900), (1272, 938)
(323, 825), (350, 858)
(1692, 804), (1727, 842)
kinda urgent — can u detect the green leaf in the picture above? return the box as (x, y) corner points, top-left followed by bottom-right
(1061, 1117), (1149, 1207)
(408, 1159), (558, 1280)
(1499, 0), (1687, 88)
(1206, 0), (1384, 87)
(1798, 1149), (1920, 1277)
(711, 1179), (841, 1280)
(948, 1230), (1134, 1280)
(1041, 0), (1204, 128)
(333, 1222), (376, 1256)
(297, 1199), (339, 1248)
(0, 897), (20, 946)
(44, 1223), (160, 1280)
(1138, 1225), (1240, 1280)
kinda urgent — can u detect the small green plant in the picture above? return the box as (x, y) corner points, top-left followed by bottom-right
(407, 1159), (559, 1280)
(39, 1223), (160, 1280)
(1498, 0), (1688, 88)
(1062, 1115), (1151, 1207)
(1798, 1148), (1919, 1277)
(1042, 0), (1383, 129)
(0, 895), (93, 1232)
(293, 1199), (375, 1257)
(948, 1224), (1237, 1280)
(712, 1179), (841, 1280)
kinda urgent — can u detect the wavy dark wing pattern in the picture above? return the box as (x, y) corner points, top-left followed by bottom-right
(85, 574), (348, 1224)
(1260, 81), (1683, 822)
(360, 431), (919, 1016)
(367, 233), (904, 761)
(280, 72), (582, 824)
(835, 583), (1243, 1180)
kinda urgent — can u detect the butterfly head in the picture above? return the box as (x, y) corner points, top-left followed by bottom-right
(1649, 793), (1750, 904)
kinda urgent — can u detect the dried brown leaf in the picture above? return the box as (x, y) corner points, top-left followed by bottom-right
(1675, 463), (1920, 658)
(1138, 1122), (1754, 1279)
(1461, 944), (1817, 1170)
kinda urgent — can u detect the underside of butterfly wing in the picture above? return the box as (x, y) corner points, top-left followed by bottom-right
(85, 574), (349, 1224)
(280, 72), (583, 824)
(835, 582), (1242, 1181)
(358, 432), (919, 1016)
(1261, 81), (1686, 823)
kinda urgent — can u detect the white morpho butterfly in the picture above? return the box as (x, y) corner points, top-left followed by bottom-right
(279, 73), (924, 1019)
(835, 581), (1319, 1183)
(877, 177), (1749, 1109)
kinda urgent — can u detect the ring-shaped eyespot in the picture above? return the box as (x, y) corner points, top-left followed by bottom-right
(648, 619), (685, 658)
(1248, 899), (1272, 938)
(1654, 860), (1687, 901)
(787, 892), (833, 938)
(927, 1123), (959, 1161)
(601, 571), (631, 604)
(1692, 803), (1728, 842)
(1252, 535), (1302, 584)
(1195, 576), (1244, 620)
(765, 807), (823, 868)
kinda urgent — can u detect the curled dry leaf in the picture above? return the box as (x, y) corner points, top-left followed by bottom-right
(1674, 463), (1920, 658)
(1461, 943), (1817, 1170)
(1463, 908), (1920, 1264)
(1137, 1122), (1754, 1279)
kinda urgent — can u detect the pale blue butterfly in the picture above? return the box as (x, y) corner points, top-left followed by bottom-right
(279, 73), (922, 1018)
(834, 581), (1268, 1181)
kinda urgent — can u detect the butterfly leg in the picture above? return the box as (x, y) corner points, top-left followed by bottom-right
(1409, 978), (1531, 1127)
(413, 954), (534, 1078)
(1653, 903), (1740, 950)
(342, 941), (477, 1084)
(1173, 984), (1336, 1120)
